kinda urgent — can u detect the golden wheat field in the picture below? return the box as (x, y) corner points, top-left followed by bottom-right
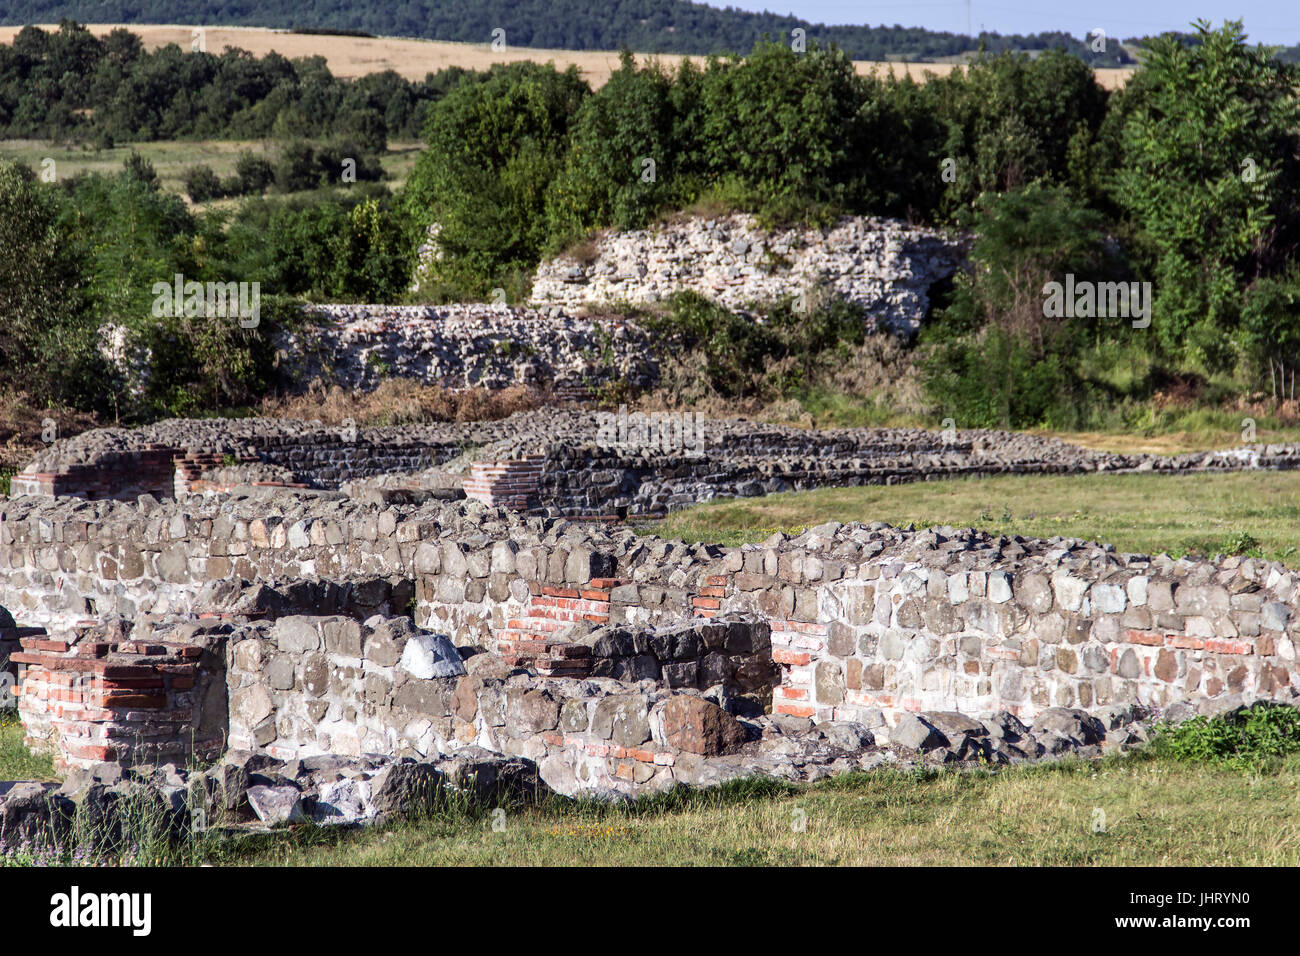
(0, 23), (1135, 88)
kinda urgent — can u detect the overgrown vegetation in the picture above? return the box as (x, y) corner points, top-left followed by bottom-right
(1152, 702), (1300, 771)
(3, 21), (1299, 433)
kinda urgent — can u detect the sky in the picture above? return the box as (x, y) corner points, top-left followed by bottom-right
(716, 1), (1300, 46)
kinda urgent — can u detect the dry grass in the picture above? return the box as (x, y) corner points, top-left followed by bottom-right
(0, 391), (100, 476)
(257, 378), (549, 426)
(0, 25), (1135, 89)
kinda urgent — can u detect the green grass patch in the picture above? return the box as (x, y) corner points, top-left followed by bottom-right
(206, 754), (1300, 866)
(637, 469), (1300, 565)
(0, 711), (56, 782)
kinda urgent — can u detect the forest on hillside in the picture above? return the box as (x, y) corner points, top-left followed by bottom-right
(0, 0), (1142, 64)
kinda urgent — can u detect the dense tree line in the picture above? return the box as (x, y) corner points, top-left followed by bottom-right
(0, 1), (1144, 64)
(0, 152), (413, 419)
(406, 23), (1300, 428)
(0, 21), (476, 143)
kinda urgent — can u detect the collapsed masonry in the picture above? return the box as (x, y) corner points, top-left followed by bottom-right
(1, 482), (1297, 810)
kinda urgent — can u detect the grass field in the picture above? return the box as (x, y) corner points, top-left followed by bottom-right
(639, 469), (1300, 565)
(0, 24), (1136, 89)
(0, 139), (424, 204)
(3, 712), (1296, 865)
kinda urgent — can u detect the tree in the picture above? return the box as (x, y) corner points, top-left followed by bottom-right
(545, 50), (687, 241)
(1114, 20), (1300, 368)
(697, 42), (866, 210)
(0, 160), (104, 408)
(403, 61), (589, 296)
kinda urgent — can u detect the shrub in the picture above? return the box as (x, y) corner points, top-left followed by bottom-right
(1152, 702), (1300, 771)
(232, 151), (275, 194)
(184, 164), (225, 202)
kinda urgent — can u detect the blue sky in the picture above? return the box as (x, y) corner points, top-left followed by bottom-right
(717, 1), (1300, 46)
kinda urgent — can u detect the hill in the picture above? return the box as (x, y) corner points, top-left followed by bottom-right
(0, 0), (1137, 65)
(0, 24), (1136, 89)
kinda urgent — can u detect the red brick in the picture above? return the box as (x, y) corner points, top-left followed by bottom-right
(774, 703), (816, 718)
(772, 648), (811, 666)
(1125, 629), (1163, 646)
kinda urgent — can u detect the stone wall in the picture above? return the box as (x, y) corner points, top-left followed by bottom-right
(14, 412), (1300, 516)
(530, 214), (968, 336)
(3, 494), (1297, 731)
(6, 492), (1299, 793)
(706, 524), (1299, 733)
(224, 612), (764, 795)
(275, 304), (659, 394)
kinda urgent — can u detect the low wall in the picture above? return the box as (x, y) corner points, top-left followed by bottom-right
(225, 613), (758, 794)
(13, 625), (227, 770)
(14, 413), (1300, 518)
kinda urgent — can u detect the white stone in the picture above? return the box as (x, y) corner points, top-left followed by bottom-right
(1051, 571), (1088, 612)
(1126, 576), (1149, 606)
(1093, 583), (1126, 614)
(398, 632), (466, 679)
(987, 571), (1013, 604)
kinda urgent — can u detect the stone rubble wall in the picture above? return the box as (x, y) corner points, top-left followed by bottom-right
(17, 412), (1300, 519)
(224, 612), (772, 796)
(530, 214), (969, 336)
(275, 304), (659, 394)
(707, 525), (1299, 735)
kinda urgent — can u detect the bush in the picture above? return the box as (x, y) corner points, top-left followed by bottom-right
(918, 183), (1122, 428)
(403, 62), (590, 297)
(1153, 702), (1300, 771)
(232, 151), (275, 194)
(184, 164), (225, 202)
(275, 140), (321, 193)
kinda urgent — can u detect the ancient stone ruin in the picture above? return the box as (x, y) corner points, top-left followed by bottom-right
(2, 412), (1299, 834)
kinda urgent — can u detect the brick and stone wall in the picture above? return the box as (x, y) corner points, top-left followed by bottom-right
(13, 623), (227, 770)
(223, 612), (762, 795)
(3, 494), (1297, 739)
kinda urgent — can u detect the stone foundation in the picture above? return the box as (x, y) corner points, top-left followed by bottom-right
(3, 490), (1298, 793)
